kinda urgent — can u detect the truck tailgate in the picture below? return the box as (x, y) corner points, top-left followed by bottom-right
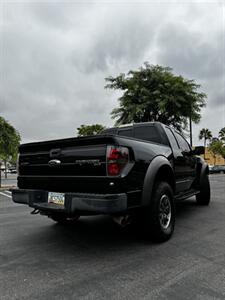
(18, 135), (118, 177)
(18, 136), (118, 190)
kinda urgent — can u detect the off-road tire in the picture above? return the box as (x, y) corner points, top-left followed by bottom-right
(196, 174), (210, 205)
(142, 181), (175, 242)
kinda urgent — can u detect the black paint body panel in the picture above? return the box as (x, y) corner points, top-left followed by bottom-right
(15, 122), (207, 215)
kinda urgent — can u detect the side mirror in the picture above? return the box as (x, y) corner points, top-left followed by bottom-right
(182, 150), (192, 156)
(192, 146), (205, 155)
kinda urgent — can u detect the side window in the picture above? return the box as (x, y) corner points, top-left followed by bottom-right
(118, 128), (133, 137)
(165, 128), (179, 151)
(174, 132), (191, 152)
(134, 126), (161, 143)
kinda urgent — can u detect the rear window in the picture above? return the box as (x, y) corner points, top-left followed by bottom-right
(134, 126), (161, 143)
(101, 129), (117, 134)
(118, 128), (133, 137)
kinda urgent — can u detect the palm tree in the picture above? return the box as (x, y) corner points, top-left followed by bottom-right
(199, 128), (212, 159)
(219, 127), (225, 143)
(199, 128), (212, 147)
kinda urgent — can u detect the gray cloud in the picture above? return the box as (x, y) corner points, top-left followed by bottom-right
(157, 24), (223, 80)
(0, 1), (224, 145)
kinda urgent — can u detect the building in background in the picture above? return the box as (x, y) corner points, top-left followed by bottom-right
(202, 148), (225, 166)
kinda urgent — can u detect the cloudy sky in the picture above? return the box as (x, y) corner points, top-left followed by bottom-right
(1, 0), (224, 145)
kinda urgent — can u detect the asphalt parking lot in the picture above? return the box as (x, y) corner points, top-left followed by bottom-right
(0, 175), (225, 300)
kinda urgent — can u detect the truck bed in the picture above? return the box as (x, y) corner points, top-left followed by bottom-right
(18, 133), (170, 194)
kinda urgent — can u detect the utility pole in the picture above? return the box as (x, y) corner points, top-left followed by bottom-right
(189, 115), (193, 147)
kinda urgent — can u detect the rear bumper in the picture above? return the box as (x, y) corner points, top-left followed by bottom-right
(11, 189), (128, 214)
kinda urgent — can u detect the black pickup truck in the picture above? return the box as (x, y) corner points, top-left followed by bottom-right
(12, 122), (210, 242)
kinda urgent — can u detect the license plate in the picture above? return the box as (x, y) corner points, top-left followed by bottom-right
(48, 192), (65, 206)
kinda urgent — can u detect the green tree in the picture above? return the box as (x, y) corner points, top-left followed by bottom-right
(105, 63), (206, 131)
(199, 128), (212, 148)
(209, 139), (225, 164)
(0, 117), (21, 179)
(77, 124), (105, 137)
(219, 127), (225, 143)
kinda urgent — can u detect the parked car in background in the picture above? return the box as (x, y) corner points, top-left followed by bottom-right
(209, 165), (225, 174)
(9, 168), (17, 174)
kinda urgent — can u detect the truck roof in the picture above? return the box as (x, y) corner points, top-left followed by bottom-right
(103, 122), (162, 132)
(102, 122), (169, 146)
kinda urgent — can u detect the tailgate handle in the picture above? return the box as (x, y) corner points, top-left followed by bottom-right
(50, 148), (61, 157)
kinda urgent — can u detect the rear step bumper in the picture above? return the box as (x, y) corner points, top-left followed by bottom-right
(11, 189), (127, 214)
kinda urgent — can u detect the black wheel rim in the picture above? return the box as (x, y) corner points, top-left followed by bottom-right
(159, 194), (171, 229)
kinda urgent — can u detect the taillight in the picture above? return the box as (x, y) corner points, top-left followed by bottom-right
(106, 146), (129, 176)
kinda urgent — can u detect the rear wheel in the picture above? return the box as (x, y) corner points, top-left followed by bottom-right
(142, 182), (175, 242)
(50, 214), (80, 225)
(196, 173), (210, 205)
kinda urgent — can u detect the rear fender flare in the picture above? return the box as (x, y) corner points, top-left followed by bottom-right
(141, 156), (175, 207)
(199, 161), (209, 186)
